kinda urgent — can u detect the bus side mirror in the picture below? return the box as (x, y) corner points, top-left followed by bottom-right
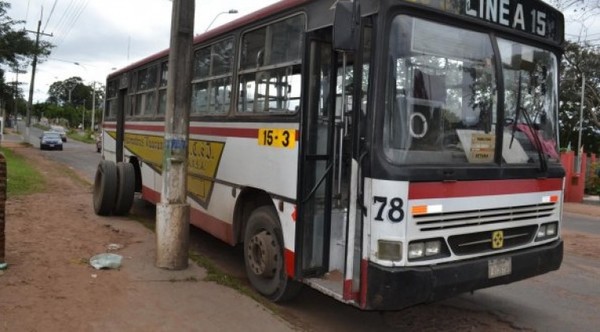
(333, 0), (361, 52)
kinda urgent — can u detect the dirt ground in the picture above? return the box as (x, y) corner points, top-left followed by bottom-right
(0, 144), (294, 332)
(1, 142), (599, 332)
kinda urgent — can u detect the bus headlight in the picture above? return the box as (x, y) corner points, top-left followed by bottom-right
(408, 242), (425, 259)
(378, 240), (402, 261)
(536, 222), (559, 241)
(425, 240), (441, 256)
(408, 238), (449, 261)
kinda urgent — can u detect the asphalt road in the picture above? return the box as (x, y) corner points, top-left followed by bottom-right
(14, 123), (101, 183)
(10, 124), (600, 331)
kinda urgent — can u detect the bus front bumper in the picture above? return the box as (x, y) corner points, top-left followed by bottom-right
(365, 240), (563, 310)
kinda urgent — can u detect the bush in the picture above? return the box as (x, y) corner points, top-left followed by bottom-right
(586, 162), (600, 196)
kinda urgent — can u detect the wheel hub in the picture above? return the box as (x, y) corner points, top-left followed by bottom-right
(247, 230), (278, 278)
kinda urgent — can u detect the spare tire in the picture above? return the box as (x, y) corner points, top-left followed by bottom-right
(93, 161), (117, 216)
(113, 162), (136, 216)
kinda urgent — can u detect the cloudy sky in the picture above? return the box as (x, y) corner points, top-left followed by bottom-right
(6, 0), (600, 103)
(8, 0), (279, 102)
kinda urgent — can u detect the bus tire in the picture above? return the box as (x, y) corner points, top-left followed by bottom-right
(93, 160), (117, 216)
(244, 206), (302, 302)
(113, 162), (135, 216)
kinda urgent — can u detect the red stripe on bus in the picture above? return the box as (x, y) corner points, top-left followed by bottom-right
(343, 279), (359, 301)
(360, 259), (368, 309)
(142, 186), (161, 204)
(408, 178), (563, 199)
(284, 249), (295, 279)
(103, 123), (299, 140)
(141, 185), (235, 245)
(189, 126), (257, 138)
(189, 209), (235, 246)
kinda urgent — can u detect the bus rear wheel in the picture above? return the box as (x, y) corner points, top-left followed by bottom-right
(244, 206), (301, 302)
(113, 162), (135, 216)
(93, 160), (117, 216)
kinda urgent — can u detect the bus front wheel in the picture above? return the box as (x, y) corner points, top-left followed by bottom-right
(244, 206), (301, 302)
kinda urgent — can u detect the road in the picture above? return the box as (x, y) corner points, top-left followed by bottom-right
(11, 125), (600, 331)
(15, 122), (101, 183)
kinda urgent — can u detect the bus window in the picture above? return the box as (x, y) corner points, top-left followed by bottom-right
(191, 38), (234, 115)
(238, 15), (305, 114)
(498, 38), (559, 164)
(105, 80), (118, 119)
(134, 65), (158, 117)
(384, 16), (496, 164)
(158, 61), (168, 116)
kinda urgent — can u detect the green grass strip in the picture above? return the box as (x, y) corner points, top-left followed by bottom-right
(1, 147), (46, 196)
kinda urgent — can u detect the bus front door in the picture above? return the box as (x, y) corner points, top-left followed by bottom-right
(298, 30), (364, 302)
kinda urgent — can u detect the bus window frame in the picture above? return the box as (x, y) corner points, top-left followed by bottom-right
(190, 36), (236, 117)
(130, 63), (160, 119)
(235, 12), (307, 118)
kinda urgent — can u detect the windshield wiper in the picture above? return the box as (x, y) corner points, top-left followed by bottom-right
(509, 73), (547, 172)
(520, 106), (548, 172)
(509, 74), (523, 149)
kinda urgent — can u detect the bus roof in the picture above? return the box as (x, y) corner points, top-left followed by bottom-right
(108, 0), (564, 80)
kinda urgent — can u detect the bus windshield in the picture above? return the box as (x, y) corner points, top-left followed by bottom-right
(384, 15), (559, 166)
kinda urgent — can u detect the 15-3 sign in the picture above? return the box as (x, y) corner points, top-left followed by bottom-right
(258, 129), (296, 149)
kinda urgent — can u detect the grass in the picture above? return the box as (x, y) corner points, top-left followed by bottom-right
(68, 130), (96, 144)
(0, 147), (46, 196)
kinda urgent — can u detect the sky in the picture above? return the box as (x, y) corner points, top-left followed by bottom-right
(6, 0), (600, 103)
(7, 0), (279, 102)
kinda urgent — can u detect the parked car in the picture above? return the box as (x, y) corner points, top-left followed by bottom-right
(40, 131), (63, 150)
(50, 125), (67, 142)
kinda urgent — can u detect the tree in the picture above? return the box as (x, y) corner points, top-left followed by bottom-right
(559, 41), (600, 154)
(47, 77), (105, 109)
(0, 1), (53, 116)
(44, 77), (106, 128)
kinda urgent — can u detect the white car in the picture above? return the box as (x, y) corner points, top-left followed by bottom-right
(50, 125), (67, 142)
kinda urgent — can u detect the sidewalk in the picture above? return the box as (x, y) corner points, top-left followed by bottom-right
(564, 195), (600, 218)
(0, 143), (296, 331)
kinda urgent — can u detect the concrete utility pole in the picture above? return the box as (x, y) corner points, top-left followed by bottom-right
(156, 0), (195, 270)
(576, 73), (585, 173)
(91, 82), (96, 132)
(25, 12), (52, 143)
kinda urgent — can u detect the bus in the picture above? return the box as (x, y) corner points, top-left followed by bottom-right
(94, 0), (565, 310)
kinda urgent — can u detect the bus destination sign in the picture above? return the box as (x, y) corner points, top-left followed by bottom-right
(462, 0), (562, 43)
(407, 0), (563, 43)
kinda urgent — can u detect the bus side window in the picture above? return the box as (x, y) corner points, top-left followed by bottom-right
(237, 14), (305, 114)
(191, 38), (234, 116)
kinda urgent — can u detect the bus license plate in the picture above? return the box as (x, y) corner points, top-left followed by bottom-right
(488, 257), (511, 279)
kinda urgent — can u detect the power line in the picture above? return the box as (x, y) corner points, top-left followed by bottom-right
(54, 0), (90, 48)
(43, 0), (60, 33)
(52, 0), (78, 39)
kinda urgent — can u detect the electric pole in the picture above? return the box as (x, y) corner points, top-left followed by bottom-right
(156, 0), (195, 270)
(91, 82), (96, 132)
(576, 73), (585, 173)
(25, 12), (52, 143)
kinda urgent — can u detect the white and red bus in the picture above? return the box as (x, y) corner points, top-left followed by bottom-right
(94, 0), (565, 310)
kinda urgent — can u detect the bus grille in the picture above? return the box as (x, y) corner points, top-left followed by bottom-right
(448, 225), (538, 255)
(413, 202), (556, 232)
